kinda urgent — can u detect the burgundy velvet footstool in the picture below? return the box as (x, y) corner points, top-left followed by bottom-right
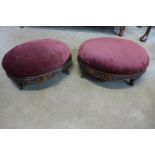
(2, 39), (72, 89)
(78, 38), (150, 85)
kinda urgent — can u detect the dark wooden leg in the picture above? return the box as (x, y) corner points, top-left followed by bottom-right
(80, 72), (84, 78)
(140, 26), (152, 42)
(119, 26), (125, 37)
(63, 66), (70, 75)
(15, 81), (24, 90)
(63, 69), (70, 74)
(128, 79), (135, 86)
(63, 56), (72, 75)
(80, 69), (85, 78)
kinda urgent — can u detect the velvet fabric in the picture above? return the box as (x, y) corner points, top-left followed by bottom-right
(79, 38), (150, 74)
(2, 39), (71, 77)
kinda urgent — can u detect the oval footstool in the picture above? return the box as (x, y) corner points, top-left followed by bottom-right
(2, 39), (72, 89)
(78, 38), (150, 85)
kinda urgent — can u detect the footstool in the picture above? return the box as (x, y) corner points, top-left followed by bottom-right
(2, 39), (72, 89)
(78, 38), (150, 85)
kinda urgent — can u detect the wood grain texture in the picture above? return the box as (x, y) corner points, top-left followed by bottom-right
(78, 56), (145, 86)
(6, 55), (72, 89)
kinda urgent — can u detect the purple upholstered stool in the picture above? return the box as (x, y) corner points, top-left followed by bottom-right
(2, 39), (72, 89)
(78, 38), (150, 85)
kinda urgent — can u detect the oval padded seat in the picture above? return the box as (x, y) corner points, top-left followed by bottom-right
(78, 38), (150, 85)
(2, 39), (71, 77)
(2, 39), (71, 89)
(79, 38), (149, 74)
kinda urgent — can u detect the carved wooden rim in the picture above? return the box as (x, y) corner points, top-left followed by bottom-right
(6, 55), (72, 83)
(77, 55), (145, 81)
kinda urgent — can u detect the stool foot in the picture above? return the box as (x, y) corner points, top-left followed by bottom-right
(15, 81), (24, 90)
(19, 83), (24, 90)
(128, 79), (135, 86)
(80, 73), (84, 78)
(63, 67), (70, 75)
(80, 70), (85, 78)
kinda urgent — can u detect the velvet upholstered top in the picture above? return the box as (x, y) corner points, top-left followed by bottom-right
(79, 38), (150, 74)
(2, 39), (71, 77)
